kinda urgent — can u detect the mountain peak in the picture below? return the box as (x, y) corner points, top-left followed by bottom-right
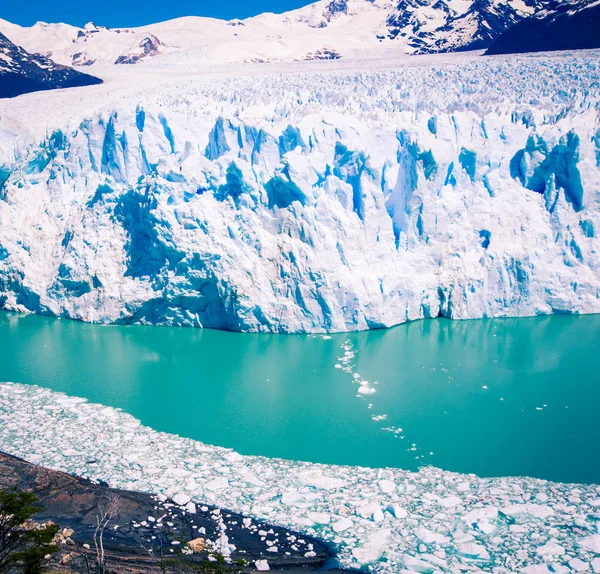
(0, 0), (565, 68)
(486, 0), (600, 55)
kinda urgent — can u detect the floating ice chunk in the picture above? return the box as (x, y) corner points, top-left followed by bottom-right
(56, 397), (87, 407)
(462, 506), (498, 524)
(333, 517), (353, 533)
(503, 504), (554, 519)
(569, 558), (590, 572)
(351, 529), (391, 564)
(438, 495), (461, 508)
(281, 490), (306, 506)
(223, 452), (243, 462)
(298, 470), (345, 489)
(185, 502), (197, 514)
(581, 534), (600, 554)
(294, 516), (316, 527)
(415, 526), (449, 545)
(357, 503), (385, 522)
(592, 558), (600, 573)
(306, 512), (331, 524)
(403, 555), (435, 573)
(421, 554), (449, 569)
(371, 414), (388, 421)
(239, 470), (264, 486)
(167, 468), (190, 478)
(478, 521), (496, 535)
(521, 565), (553, 574)
(205, 477), (229, 491)
(172, 493), (191, 506)
(378, 479), (396, 494)
(457, 542), (489, 559)
(357, 384), (376, 395)
(255, 559), (270, 571)
(536, 542), (565, 557)
(386, 503), (408, 519)
(62, 449), (83, 457)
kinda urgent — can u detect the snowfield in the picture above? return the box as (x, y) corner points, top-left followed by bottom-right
(0, 51), (599, 332)
(1, 381), (600, 573)
(0, 0), (549, 67)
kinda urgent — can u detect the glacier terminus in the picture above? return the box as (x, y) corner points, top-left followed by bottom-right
(0, 51), (599, 333)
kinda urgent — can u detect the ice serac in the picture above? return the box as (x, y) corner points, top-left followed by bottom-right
(0, 54), (599, 333)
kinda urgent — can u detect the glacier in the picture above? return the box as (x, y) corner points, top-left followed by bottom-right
(0, 52), (599, 333)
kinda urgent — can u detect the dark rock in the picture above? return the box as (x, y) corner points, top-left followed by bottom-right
(114, 34), (164, 65)
(0, 32), (102, 99)
(0, 451), (335, 572)
(386, 0), (548, 53)
(486, 0), (600, 55)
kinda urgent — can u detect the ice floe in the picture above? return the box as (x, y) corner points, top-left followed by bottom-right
(0, 382), (599, 573)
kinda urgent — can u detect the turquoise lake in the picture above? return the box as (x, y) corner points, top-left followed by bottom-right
(0, 311), (598, 485)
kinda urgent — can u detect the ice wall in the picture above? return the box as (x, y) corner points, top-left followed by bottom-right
(0, 56), (599, 332)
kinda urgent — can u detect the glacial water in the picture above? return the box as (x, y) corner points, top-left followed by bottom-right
(0, 311), (598, 485)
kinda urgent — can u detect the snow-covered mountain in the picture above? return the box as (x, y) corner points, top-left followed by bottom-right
(0, 51), (598, 332)
(486, 0), (600, 55)
(385, 0), (548, 53)
(0, 0), (552, 68)
(0, 31), (101, 98)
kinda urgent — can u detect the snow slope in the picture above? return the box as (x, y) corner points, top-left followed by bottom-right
(0, 51), (598, 332)
(0, 0), (550, 68)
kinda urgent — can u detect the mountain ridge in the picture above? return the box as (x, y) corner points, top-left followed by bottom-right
(0, 0), (558, 69)
(486, 0), (600, 55)
(0, 30), (102, 99)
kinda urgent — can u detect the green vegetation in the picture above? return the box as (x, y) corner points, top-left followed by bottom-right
(0, 489), (60, 573)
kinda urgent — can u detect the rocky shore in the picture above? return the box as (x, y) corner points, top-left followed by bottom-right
(0, 451), (345, 573)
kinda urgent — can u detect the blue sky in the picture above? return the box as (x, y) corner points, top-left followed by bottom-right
(3, 0), (314, 28)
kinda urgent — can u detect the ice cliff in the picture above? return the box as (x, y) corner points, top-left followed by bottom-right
(0, 53), (599, 332)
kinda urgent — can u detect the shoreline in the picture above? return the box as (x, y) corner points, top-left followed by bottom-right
(0, 450), (347, 573)
(2, 307), (600, 336)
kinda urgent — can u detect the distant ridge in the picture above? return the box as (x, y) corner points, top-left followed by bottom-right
(0, 0), (557, 69)
(0, 31), (102, 99)
(486, 0), (600, 55)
